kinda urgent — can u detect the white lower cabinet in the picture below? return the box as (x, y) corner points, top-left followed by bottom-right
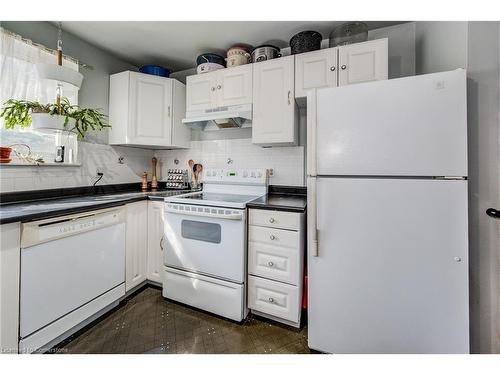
(125, 201), (148, 291)
(0, 222), (20, 354)
(247, 208), (305, 327)
(147, 201), (165, 284)
(248, 276), (299, 323)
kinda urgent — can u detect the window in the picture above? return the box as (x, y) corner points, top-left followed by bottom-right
(0, 27), (79, 163)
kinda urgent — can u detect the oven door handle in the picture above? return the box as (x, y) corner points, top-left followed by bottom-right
(164, 206), (243, 220)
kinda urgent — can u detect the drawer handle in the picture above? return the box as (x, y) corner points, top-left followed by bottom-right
(269, 218), (275, 223)
(268, 297), (274, 303)
(269, 234), (276, 240)
(268, 261), (274, 267)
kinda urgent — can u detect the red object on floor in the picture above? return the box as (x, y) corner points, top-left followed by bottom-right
(302, 273), (308, 309)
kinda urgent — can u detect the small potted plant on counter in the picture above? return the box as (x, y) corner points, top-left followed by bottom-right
(0, 145), (12, 163)
(0, 98), (109, 138)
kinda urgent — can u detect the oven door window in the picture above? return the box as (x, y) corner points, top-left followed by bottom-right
(181, 220), (222, 244)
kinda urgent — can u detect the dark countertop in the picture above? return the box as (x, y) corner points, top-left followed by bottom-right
(0, 184), (306, 224)
(0, 190), (190, 225)
(247, 186), (307, 213)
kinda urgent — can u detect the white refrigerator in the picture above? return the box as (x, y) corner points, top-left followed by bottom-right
(307, 69), (469, 354)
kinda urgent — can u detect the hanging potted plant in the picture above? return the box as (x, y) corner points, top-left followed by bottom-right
(0, 98), (109, 138)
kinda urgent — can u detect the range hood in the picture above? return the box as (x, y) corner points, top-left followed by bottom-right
(182, 104), (252, 131)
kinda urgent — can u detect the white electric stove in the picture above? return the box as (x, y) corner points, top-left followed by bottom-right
(162, 169), (268, 321)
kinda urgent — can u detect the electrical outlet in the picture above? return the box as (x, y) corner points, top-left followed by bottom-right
(96, 167), (104, 176)
(268, 168), (274, 176)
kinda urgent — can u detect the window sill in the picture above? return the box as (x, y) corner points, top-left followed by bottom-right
(0, 162), (81, 167)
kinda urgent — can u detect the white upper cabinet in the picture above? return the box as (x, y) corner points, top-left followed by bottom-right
(252, 55), (298, 146)
(109, 71), (190, 149)
(216, 65), (253, 107)
(294, 38), (388, 98)
(186, 65), (252, 112)
(338, 38), (388, 86)
(186, 72), (217, 111)
(295, 48), (338, 98)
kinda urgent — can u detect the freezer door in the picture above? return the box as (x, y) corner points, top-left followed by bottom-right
(315, 69), (467, 177)
(308, 178), (469, 353)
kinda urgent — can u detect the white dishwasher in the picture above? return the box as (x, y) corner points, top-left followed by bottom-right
(19, 207), (126, 352)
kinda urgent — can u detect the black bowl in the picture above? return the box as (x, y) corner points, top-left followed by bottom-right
(196, 53), (226, 67)
(290, 31), (323, 55)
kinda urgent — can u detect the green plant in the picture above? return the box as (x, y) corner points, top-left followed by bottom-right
(0, 98), (109, 138)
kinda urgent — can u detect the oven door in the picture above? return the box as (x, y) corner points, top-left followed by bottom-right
(163, 203), (247, 283)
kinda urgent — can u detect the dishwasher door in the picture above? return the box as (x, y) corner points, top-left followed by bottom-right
(20, 208), (126, 339)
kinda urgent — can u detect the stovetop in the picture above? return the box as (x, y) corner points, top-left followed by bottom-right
(166, 191), (263, 209)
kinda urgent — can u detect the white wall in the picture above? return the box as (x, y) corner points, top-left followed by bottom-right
(415, 21), (468, 74)
(465, 21), (500, 354)
(154, 138), (304, 186)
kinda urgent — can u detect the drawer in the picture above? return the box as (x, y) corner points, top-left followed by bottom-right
(248, 242), (299, 285)
(249, 209), (300, 231)
(249, 225), (298, 249)
(248, 275), (300, 323)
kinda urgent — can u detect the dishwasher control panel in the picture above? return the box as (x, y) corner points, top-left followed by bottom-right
(21, 208), (125, 248)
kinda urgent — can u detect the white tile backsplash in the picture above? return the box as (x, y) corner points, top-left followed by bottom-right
(1, 138), (305, 193)
(0, 142), (153, 193)
(154, 138), (305, 186)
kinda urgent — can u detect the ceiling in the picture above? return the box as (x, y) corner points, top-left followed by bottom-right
(59, 21), (404, 72)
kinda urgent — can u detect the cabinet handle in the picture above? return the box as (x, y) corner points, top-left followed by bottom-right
(341, 65), (347, 70)
(167, 106), (171, 117)
(269, 234), (276, 240)
(287, 90), (291, 105)
(217, 84), (222, 90)
(268, 297), (274, 303)
(268, 261), (274, 267)
(160, 235), (164, 251)
(330, 66), (336, 71)
(211, 87), (216, 91)
(269, 217), (275, 223)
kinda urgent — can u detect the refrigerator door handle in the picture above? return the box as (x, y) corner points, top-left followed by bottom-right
(308, 177), (319, 257)
(307, 90), (317, 177)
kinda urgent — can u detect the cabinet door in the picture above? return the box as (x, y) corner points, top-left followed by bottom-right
(129, 72), (173, 146)
(338, 38), (388, 86)
(0, 222), (20, 353)
(125, 201), (148, 291)
(295, 48), (337, 98)
(252, 55), (297, 145)
(186, 72), (217, 111)
(216, 65), (252, 107)
(147, 201), (165, 284)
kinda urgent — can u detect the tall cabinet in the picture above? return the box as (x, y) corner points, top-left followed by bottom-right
(252, 55), (298, 146)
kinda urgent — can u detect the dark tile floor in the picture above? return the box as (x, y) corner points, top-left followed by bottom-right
(59, 287), (310, 354)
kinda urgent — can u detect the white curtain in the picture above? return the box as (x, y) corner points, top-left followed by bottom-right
(0, 27), (79, 107)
